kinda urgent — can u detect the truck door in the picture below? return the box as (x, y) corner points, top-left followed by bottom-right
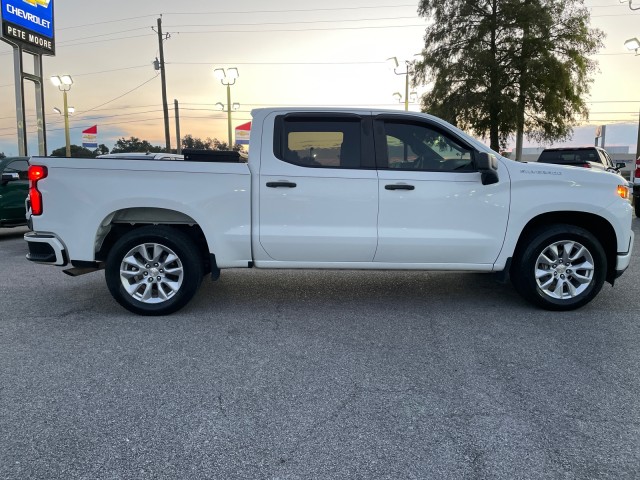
(373, 115), (510, 266)
(258, 113), (378, 263)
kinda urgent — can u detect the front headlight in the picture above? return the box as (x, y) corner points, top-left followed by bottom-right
(617, 185), (630, 200)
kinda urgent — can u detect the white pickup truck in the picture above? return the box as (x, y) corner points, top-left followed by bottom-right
(24, 108), (634, 315)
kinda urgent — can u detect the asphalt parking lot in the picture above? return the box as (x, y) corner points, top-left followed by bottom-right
(1, 223), (639, 479)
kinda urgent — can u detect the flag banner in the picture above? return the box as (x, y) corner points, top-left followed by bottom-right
(235, 121), (251, 145)
(82, 125), (97, 149)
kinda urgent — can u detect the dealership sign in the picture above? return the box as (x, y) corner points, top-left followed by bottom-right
(0, 0), (55, 55)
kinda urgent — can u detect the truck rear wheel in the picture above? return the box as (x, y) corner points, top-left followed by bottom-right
(511, 224), (606, 311)
(105, 226), (203, 315)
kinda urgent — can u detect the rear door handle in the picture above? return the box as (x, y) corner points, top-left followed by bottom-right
(266, 181), (297, 188)
(385, 184), (415, 191)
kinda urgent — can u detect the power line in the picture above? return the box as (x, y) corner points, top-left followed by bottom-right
(0, 66), (152, 84)
(51, 5), (417, 32)
(169, 24), (427, 35)
(170, 61), (386, 65)
(162, 5), (418, 15)
(59, 27), (150, 44)
(0, 34), (155, 55)
(58, 15), (159, 31)
(163, 16), (419, 29)
(57, 16), (420, 45)
(77, 75), (159, 115)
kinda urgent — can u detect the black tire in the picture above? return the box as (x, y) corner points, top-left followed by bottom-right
(105, 225), (204, 316)
(511, 224), (606, 311)
(634, 199), (640, 218)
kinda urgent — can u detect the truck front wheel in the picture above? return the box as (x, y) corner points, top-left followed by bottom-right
(511, 225), (606, 311)
(105, 226), (204, 315)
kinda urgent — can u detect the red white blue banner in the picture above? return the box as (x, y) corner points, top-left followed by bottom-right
(82, 125), (97, 149)
(235, 121), (251, 145)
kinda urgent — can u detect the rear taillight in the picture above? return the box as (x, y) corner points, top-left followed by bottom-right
(28, 165), (47, 216)
(635, 157), (640, 179)
(580, 163), (591, 168)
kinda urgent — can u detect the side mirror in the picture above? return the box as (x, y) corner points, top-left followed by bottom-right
(1, 172), (20, 185)
(475, 152), (499, 185)
(616, 162), (626, 170)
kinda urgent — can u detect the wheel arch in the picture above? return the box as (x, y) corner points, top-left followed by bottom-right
(512, 211), (617, 284)
(95, 207), (212, 273)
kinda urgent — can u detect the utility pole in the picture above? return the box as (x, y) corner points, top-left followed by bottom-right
(174, 99), (181, 154)
(154, 17), (171, 152)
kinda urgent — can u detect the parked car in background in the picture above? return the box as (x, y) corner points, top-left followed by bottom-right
(0, 157), (29, 228)
(537, 147), (622, 174)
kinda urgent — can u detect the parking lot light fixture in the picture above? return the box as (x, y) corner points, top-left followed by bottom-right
(388, 54), (421, 111)
(214, 67), (240, 148)
(625, 37), (640, 54)
(50, 74), (74, 157)
(620, 0), (640, 10)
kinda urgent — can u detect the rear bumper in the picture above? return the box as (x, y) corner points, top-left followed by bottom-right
(615, 230), (635, 278)
(24, 232), (68, 266)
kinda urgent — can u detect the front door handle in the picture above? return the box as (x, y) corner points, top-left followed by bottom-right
(385, 184), (415, 191)
(266, 181), (297, 188)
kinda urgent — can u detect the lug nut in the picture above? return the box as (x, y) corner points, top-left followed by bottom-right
(560, 274), (565, 279)
(144, 271), (148, 276)
(145, 264), (150, 269)
(148, 277), (154, 283)
(159, 269), (164, 273)
(157, 276), (161, 281)
(154, 263), (159, 267)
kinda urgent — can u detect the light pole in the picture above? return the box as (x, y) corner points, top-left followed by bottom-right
(50, 75), (73, 157)
(214, 67), (239, 149)
(388, 56), (420, 111)
(215, 101), (240, 148)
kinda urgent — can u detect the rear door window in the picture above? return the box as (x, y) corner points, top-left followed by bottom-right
(274, 117), (364, 169)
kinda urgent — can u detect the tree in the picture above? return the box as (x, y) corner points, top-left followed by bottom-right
(50, 145), (98, 157)
(94, 144), (109, 156)
(181, 135), (245, 152)
(182, 134), (213, 150)
(110, 137), (164, 154)
(414, 0), (603, 156)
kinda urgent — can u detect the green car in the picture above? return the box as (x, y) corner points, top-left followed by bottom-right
(0, 157), (29, 228)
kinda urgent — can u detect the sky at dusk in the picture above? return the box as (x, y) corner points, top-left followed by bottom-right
(0, 0), (639, 156)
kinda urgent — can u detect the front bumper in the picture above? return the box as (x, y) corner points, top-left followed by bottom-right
(24, 232), (68, 266)
(615, 229), (635, 278)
